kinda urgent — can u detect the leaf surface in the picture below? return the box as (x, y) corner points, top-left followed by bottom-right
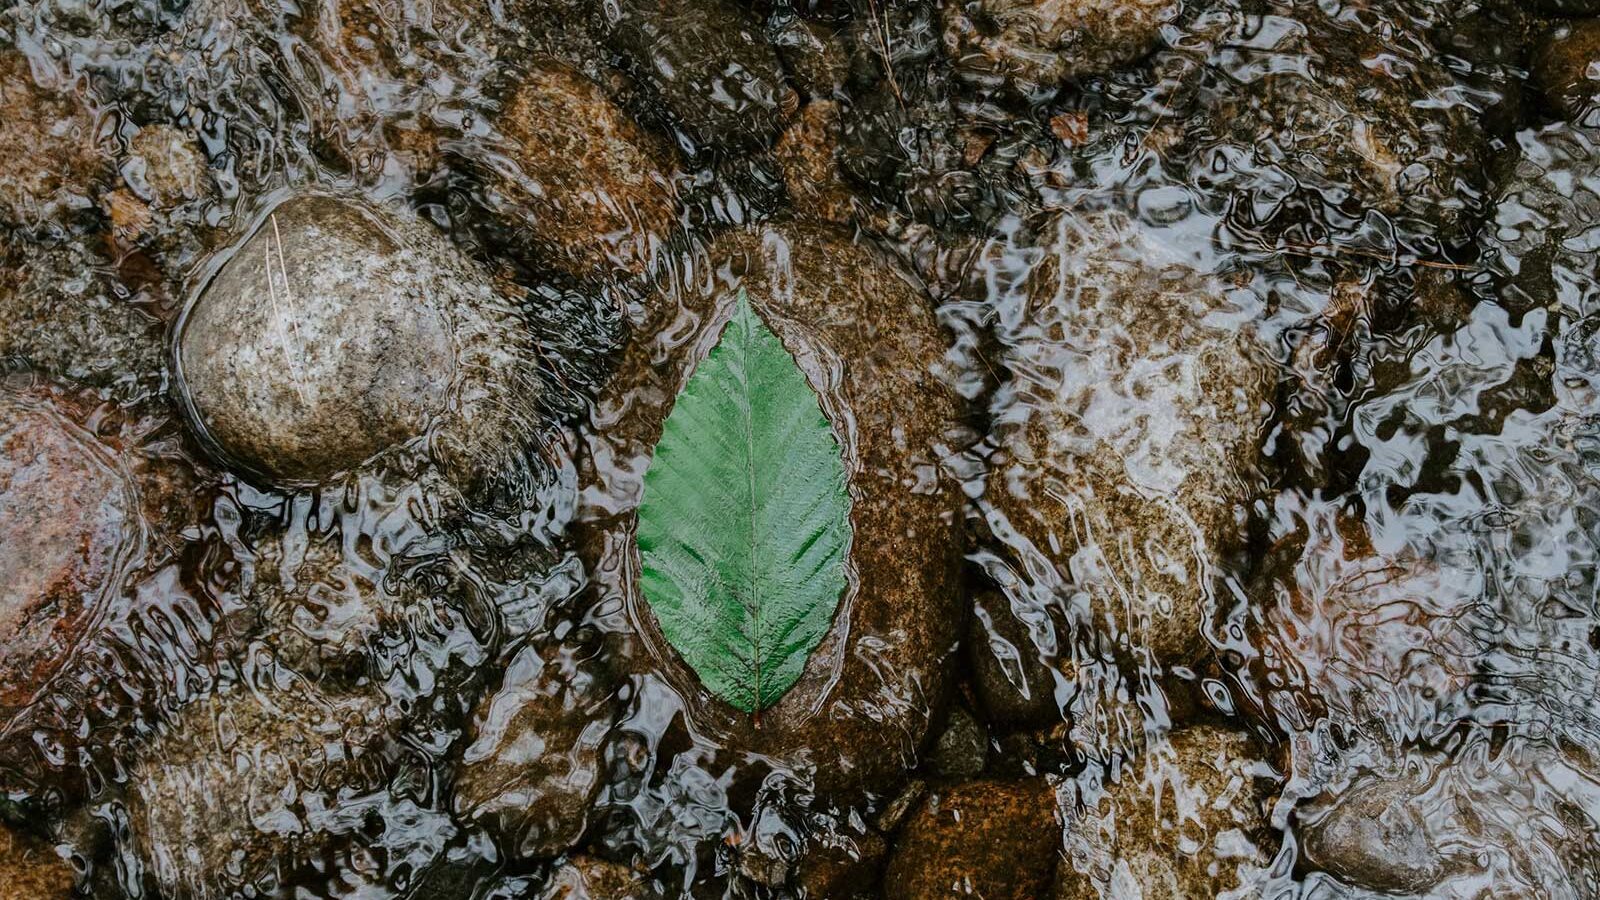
(636, 290), (851, 713)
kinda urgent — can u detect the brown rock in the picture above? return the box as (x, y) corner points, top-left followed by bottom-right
(0, 51), (106, 229)
(1533, 20), (1600, 120)
(127, 684), (397, 900)
(772, 15), (849, 101)
(452, 639), (616, 860)
(795, 830), (887, 900)
(883, 779), (1059, 900)
(1055, 725), (1282, 898)
(940, 0), (1181, 96)
(579, 221), (968, 802)
(774, 100), (857, 226)
(0, 823), (74, 899)
(979, 212), (1270, 668)
(0, 387), (135, 711)
(483, 61), (680, 280)
(539, 856), (661, 900)
(1255, 510), (1482, 742)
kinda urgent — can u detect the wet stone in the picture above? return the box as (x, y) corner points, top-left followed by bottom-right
(794, 831), (886, 900)
(177, 193), (553, 489)
(1480, 121), (1600, 317)
(126, 683), (420, 900)
(603, 0), (794, 151)
(538, 855), (661, 899)
(940, 0), (1182, 97)
(978, 212), (1270, 668)
(0, 236), (165, 396)
(968, 589), (1063, 729)
(1054, 725), (1282, 898)
(0, 387), (134, 711)
(478, 60), (680, 281)
(927, 704), (988, 780)
(1537, 0), (1600, 16)
(580, 221), (969, 804)
(0, 51), (107, 230)
(1299, 772), (1448, 894)
(452, 637), (616, 861)
(1534, 20), (1600, 121)
(882, 778), (1059, 900)
(1175, 2), (1487, 253)
(771, 14), (849, 101)
(0, 823), (74, 899)
(774, 100), (858, 226)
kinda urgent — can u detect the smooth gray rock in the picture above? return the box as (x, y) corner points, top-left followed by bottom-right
(177, 193), (547, 488)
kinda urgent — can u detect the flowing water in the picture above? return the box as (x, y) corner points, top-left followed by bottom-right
(3, 0), (1600, 897)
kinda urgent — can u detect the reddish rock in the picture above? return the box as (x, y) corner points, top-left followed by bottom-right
(483, 61), (680, 280)
(0, 386), (134, 710)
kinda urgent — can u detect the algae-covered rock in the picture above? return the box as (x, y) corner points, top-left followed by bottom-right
(1054, 725), (1282, 898)
(578, 221), (969, 803)
(479, 61), (679, 280)
(176, 193), (558, 489)
(979, 212), (1269, 667)
(940, 0), (1181, 96)
(882, 778), (1059, 900)
(538, 856), (662, 899)
(1480, 121), (1600, 317)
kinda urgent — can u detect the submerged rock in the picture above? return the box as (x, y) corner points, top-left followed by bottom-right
(1536, 0), (1600, 15)
(1055, 725), (1282, 898)
(0, 823), (74, 899)
(176, 193), (554, 489)
(0, 236), (165, 397)
(1480, 121), (1600, 317)
(774, 100), (858, 226)
(126, 683), (422, 900)
(478, 61), (679, 281)
(578, 221), (969, 803)
(882, 778), (1059, 900)
(0, 387), (135, 711)
(1298, 740), (1600, 896)
(0, 51), (107, 230)
(538, 856), (661, 899)
(940, 0), (1181, 96)
(968, 590), (1063, 729)
(1175, 2), (1487, 254)
(1533, 20), (1600, 121)
(452, 637), (616, 861)
(603, 0), (793, 151)
(978, 212), (1269, 668)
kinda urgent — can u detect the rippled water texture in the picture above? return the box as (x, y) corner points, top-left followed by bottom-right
(4, 0), (1600, 897)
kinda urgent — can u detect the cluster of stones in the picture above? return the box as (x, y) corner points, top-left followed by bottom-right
(5, 0), (1600, 897)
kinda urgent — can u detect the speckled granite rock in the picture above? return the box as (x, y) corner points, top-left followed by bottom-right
(0, 51), (107, 229)
(940, 0), (1182, 97)
(176, 193), (554, 489)
(1054, 725), (1282, 898)
(452, 637), (616, 860)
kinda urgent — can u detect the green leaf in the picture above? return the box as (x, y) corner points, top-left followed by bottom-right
(636, 290), (851, 714)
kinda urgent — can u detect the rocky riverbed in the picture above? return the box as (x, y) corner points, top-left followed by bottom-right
(3, 0), (1600, 897)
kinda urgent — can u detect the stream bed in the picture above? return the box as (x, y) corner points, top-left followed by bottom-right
(3, 0), (1600, 897)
